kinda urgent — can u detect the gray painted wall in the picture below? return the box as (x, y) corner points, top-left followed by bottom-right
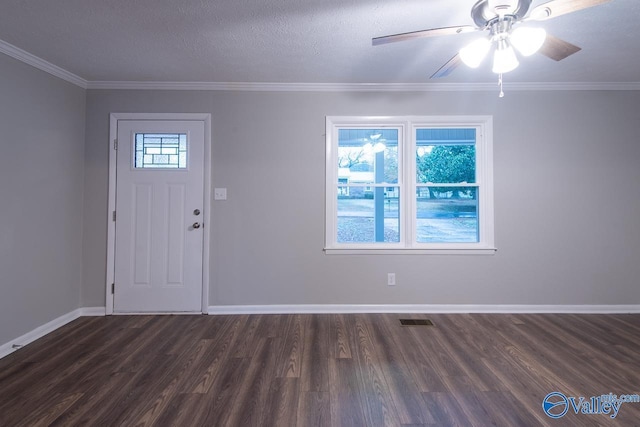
(0, 54), (86, 344)
(83, 89), (640, 308)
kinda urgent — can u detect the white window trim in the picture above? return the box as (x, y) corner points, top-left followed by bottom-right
(325, 115), (496, 255)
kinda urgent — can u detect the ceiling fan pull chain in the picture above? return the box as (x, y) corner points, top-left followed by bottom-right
(498, 73), (505, 98)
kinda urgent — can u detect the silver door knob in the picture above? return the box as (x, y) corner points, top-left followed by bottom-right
(192, 222), (201, 229)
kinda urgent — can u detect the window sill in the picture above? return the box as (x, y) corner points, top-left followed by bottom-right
(324, 247), (497, 255)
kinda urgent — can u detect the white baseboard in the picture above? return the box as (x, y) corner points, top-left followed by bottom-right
(208, 304), (640, 315)
(79, 307), (107, 316)
(0, 306), (105, 359)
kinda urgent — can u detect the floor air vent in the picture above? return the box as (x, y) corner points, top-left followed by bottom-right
(399, 319), (433, 326)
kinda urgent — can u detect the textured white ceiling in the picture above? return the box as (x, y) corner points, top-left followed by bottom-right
(0, 0), (637, 84)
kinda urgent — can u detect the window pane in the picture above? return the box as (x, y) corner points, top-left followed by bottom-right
(338, 129), (398, 185)
(161, 147), (178, 155)
(416, 128), (476, 184)
(337, 186), (399, 243)
(135, 133), (187, 169)
(416, 187), (478, 243)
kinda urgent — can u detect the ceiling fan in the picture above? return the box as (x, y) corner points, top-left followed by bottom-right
(373, 0), (612, 95)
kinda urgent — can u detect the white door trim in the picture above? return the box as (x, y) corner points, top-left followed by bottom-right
(106, 113), (212, 315)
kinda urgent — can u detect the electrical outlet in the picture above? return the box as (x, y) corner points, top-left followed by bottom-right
(387, 273), (396, 286)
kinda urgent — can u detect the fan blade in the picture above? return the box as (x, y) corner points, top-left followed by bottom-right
(373, 25), (477, 46)
(430, 54), (462, 79)
(529, 0), (612, 21)
(538, 34), (581, 61)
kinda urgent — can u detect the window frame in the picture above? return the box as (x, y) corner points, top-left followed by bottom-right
(325, 116), (495, 255)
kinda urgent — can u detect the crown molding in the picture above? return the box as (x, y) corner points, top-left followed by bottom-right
(86, 80), (640, 92)
(2, 38), (639, 93)
(0, 39), (87, 89)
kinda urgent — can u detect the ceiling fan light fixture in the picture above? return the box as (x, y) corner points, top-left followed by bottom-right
(510, 26), (547, 56)
(460, 38), (492, 68)
(492, 39), (519, 74)
(372, 0), (608, 88)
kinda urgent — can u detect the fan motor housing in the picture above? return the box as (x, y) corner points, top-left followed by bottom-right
(471, 0), (532, 26)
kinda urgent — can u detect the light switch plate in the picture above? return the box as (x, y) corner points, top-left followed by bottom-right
(214, 188), (227, 200)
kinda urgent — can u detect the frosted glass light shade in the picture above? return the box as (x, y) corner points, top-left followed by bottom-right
(511, 27), (547, 56)
(492, 42), (519, 74)
(460, 38), (492, 68)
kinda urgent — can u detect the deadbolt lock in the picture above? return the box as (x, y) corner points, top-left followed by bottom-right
(194, 209), (201, 216)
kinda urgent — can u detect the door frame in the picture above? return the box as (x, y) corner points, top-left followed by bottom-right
(106, 113), (212, 315)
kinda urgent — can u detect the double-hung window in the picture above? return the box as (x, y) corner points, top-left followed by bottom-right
(325, 116), (495, 254)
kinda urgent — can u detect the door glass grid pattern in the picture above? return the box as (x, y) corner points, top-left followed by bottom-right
(135, 133), (187, 169)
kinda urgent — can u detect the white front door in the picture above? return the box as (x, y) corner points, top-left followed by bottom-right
(114, 120), (205, 312)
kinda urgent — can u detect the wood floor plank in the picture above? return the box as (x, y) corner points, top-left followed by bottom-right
(89, 353), (180, 426)
(123, 337), (225, 427)
(469, 390), (544, 427)
(502, 315), (634, 393)
(154, 314), (209, 355)
(192, 356), (251, 426)
(16, 317), (105, 363)
(21, 392), (84, 427)
(255, 313), (286, 338)
(405, 321), (474, 393)
(0, 361), (35, 386)
(297, 391), (331, 427)
(367, 314), (437, 424)
(230, 314), (263, 358)
(378, 315), (447, 394)
(111, 316), (176, 373)
(47, 372), (133, 427)
(2, 313), (640, 426)
(182, 315), (247, 394)
(300, 314), (330, 392)
(148, 392), (206, 427)
(263, 377), (300, 427)
(0, 347), (94, 417)
(330, 314), (352, 359)
(423, 316), (501, 392)
(446, 391), (505, 427)
(276, 314), (305, 378)
(420, 392), (469, 426)
(347, 314), (401, 426)
(225, 337), (281, 426)
(328, 357), (367, 427)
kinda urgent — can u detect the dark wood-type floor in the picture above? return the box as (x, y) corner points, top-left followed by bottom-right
(1, 313), (640, 426)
